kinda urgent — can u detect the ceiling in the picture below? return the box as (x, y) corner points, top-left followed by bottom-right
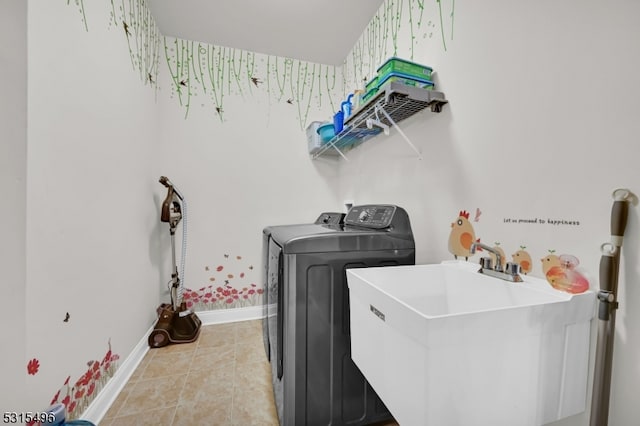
(148, 0), (385, 66)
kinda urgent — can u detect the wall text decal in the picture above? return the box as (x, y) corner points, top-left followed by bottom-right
(503, 217), (581, 226)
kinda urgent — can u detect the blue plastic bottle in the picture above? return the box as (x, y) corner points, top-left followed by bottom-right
(333, 110), (344, 134)
(341, 93), (354, 120)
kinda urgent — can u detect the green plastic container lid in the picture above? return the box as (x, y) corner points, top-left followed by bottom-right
(377, 56), (433, 73)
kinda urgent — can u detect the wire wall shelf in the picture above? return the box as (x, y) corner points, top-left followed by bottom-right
(311, 82), (448, 160)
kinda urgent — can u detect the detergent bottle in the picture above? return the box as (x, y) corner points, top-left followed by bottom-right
(333, 110), (344, 134)
(352, 89), (365, 111)
(341, 93), (354, 121)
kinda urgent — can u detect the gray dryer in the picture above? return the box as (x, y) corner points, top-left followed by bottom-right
(262, 205), (415, 426)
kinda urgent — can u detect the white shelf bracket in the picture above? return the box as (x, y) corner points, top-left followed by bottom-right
(366, 118), (390, 135)
(376, 105), (423, 160)
(328, 140), (349, 161)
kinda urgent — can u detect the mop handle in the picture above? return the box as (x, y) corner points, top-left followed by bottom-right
(597, 249), (616, 320)
(610, 200), (628, 243)
(598, 191), (632, 319)
(590, 189), (636, 426)
(610, 188), (636, 243)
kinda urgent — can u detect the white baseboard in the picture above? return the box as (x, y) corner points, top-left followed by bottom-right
(80, 306), (264, 424)
(197, 304), (263, 325)
(80, 323), (153, 424)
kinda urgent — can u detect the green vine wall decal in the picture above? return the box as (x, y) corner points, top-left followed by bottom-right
(163, 38), (340, 127)
(450, 0), (456, 41)
(66, 0), (457, 126)
(159, 0), (458, 125)
(67, 0), (88, 32)
(343, 0), (455, 93)
(64, 0), (160, 88)
(436, 0), (447, 51)
(390, 0), (404, 57)
(109, 0), (160, 88)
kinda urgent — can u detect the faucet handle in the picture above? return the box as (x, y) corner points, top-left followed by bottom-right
(505, 262), (520, 276)
(480, 257), (493, 270)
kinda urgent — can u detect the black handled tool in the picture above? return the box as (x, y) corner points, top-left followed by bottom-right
(590, 188), (637, 426)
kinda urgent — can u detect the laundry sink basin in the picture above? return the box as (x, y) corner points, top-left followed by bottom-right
(346, 260), (596, 426)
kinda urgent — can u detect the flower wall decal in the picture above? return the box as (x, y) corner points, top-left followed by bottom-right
(27, 358), (40, 376)
(184, 254), (263, 311)
(46, 340), (120, 421)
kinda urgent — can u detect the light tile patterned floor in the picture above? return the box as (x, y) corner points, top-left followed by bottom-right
(102, 320), (277, 425)
(102, 319), (399, 426)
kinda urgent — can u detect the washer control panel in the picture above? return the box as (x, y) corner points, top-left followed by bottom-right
(344, 205), (397, 229)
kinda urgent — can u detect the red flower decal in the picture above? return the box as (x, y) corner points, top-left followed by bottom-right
(216, 265), (224, 271)
(87, 381), (96, 396)
(76, 370), (92, 387)
(27, 358), (40, 375)
(75, 388), (85, 399)
(102, 350), (112, 365)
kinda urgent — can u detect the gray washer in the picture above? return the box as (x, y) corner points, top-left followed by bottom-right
(262, 205), (415, 426)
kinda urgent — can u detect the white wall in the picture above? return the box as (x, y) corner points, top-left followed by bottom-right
(13, 0), (342, 414)
(155, 39), (342, 309)
(0, 0), (28, 414)
(23, 0), (161, 415)
(337, 0), (640, 425)
(10, 0), (342, 417)
(15, 1), (640, 424)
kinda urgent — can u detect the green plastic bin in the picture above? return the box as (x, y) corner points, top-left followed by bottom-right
(377, 57), (433, 82)
(365, 75), (378, 92)
(377, 71), (434, 90)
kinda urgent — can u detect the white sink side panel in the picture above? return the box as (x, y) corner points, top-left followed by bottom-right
(349, 276), (543, 425)
(347, 269), (594, 426)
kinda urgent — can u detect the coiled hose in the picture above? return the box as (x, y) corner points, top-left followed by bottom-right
(178, 193), (188, 305)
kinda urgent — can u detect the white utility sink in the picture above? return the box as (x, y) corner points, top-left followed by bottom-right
(346, 261), (596, 426)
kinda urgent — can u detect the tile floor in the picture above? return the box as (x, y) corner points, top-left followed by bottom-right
(102, 319), (398, 426)
(102, 320), (276, 425)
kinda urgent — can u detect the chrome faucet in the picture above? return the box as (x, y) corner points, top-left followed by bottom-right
(470, 242), (503, 271)
(470, 242), (523, 282)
